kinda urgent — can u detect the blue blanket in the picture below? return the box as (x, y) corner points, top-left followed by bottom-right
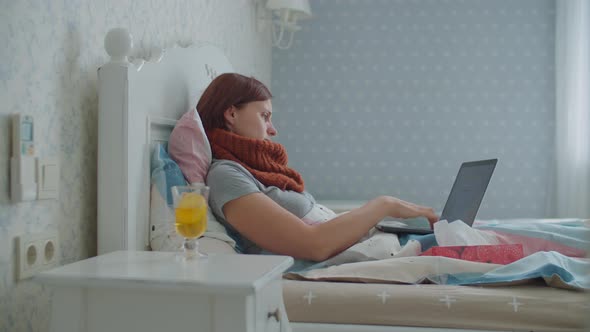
(427, 251), (590, 290)
(286, 250), (590, 290)
(286, 220), (590, 290)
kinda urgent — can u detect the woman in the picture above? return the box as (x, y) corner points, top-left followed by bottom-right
(199, 73), (438, 262)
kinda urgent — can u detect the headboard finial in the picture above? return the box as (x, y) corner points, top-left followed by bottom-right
(104, 28), (133, 63)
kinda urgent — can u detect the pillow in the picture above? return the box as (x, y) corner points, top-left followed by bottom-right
(149, 143), (236, 252)
(168, 109), (212, 184)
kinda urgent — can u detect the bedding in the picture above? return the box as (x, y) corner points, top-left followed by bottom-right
(285, 250), (590, 290)
(283, 280), (590, 331)
(284, 218), (590, 290)
(420, 244), (525, 264)
(474, 219), (589, 257)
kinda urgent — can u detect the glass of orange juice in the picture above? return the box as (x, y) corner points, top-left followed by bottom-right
(171, 184), (209, 259)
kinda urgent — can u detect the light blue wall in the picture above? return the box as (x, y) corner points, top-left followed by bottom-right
(272, 0), (555, 219)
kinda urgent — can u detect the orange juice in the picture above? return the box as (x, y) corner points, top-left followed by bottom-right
(175, 193), (207, 238)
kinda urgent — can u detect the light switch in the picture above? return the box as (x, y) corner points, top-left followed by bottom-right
(43, 164), (58, 190)
(37, 157), (59, 200)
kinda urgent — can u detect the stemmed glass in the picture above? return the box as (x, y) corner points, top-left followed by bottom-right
(171, 184), (209, 260)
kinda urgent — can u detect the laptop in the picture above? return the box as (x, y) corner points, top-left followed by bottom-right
(376, 159), (498, 235)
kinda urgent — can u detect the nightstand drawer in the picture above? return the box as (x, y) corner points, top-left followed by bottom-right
(257, 278), (287, 332)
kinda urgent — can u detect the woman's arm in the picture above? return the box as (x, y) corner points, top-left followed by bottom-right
(223, 194), (437, 261)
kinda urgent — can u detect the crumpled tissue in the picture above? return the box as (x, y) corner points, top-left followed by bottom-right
(434, 220), (500, 246)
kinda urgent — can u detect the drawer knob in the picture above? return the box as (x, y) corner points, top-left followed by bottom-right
(267, 308), (280, 322)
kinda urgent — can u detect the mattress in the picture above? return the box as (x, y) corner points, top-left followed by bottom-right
(282, 280), (590, 331)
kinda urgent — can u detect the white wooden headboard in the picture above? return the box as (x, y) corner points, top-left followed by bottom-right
(97, 28), (234, 254)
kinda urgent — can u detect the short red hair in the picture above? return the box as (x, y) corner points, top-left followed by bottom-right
(197, 73), (272, 131)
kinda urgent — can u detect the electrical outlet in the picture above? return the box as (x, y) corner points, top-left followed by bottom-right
(15, 231), (60, 280)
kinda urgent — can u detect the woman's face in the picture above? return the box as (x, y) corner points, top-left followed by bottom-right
(225, 99), (277, 140)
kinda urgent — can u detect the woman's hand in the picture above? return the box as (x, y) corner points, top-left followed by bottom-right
(379, 196), (439, 228)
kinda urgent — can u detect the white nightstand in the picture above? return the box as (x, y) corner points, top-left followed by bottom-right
(37, 251), (294, 332)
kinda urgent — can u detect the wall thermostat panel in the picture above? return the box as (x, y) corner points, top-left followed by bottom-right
(13, 114), (35, 157)
(11, 114), (37, 202)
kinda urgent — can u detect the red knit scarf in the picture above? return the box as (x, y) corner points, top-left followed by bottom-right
(207, 128), (305, 193)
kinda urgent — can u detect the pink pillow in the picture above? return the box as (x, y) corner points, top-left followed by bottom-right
(168, 109), (212, 183)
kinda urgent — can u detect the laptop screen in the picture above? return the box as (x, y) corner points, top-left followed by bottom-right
(439, 159), (497, 226)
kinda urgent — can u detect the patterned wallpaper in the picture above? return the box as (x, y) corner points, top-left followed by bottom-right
(272, 0), (556, 219)
(0, 1), (270, 331)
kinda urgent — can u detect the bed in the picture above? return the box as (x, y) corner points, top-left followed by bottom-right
(97, 28), (590, 332)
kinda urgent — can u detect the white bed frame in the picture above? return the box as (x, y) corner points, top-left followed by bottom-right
(96, 28), (501, 332)
(97, 28), (232, 254)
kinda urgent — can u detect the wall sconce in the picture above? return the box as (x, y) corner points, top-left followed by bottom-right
(258, 0), (312, 50)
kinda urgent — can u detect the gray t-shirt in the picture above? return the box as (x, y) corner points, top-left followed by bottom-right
(206, 159), (316, 253)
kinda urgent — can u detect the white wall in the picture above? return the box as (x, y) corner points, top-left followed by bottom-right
(0, 1), (271, 330)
